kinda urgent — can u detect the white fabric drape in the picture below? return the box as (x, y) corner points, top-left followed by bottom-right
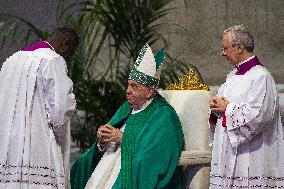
(85, 127), (124, 189)
(61, 121), (71, 189)
(210, 65), (284, 188)
(0, 48), (76, 189)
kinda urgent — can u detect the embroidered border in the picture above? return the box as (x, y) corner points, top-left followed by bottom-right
(0, 179), (63, 188)
(0, 162), (64, 187)
(210, 182), (284, 188)
(128, 69), (159, 88)
(0, 171), (62, 179)
(210, 175), (284, 188)
(134, 44), (149, 68)
(0, 163), (64, 177)
(210, 174), (284, 181)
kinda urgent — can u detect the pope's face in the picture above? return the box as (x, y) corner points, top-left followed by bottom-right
(221, 32), (240, 66)
(126, 80), (152, 111)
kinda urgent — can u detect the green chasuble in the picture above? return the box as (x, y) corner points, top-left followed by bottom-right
(70, 94), (184, 189)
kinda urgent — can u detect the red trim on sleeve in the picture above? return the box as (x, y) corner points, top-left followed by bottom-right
(209, 113), (217, 126)
(222, 108), (227, 127)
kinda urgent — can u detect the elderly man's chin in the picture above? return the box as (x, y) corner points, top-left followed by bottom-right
(127, 98), (134, 107)
(127, 99), (140, 110)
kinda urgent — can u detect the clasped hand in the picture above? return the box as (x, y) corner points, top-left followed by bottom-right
(209, 96), (229, 114)
(97, 124), (123, 145)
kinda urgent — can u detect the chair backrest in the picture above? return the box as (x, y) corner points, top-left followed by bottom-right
(159, 90), (213, 152)
(159, 90), (213, 189)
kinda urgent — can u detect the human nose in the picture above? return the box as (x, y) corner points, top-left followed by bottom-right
(126, 85), (131, 94)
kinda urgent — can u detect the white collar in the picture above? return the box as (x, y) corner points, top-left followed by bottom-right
(44, 41), (55, 52)
(237, 55), (255, 67)
(131, 98), (153, 114)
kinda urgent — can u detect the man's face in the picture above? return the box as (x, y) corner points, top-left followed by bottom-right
(126, 80), (153, 111)
(221, 32), (240, 65)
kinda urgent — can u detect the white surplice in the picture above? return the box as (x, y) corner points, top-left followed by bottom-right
(209, 64), (284, 188)
(0, 48), (76, 189)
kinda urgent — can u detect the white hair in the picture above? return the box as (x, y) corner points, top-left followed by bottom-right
(223, 24), (254, 52)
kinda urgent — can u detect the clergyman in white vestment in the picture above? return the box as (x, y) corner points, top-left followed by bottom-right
(209, 24), (284, 188)
(0, 27), (78, 189)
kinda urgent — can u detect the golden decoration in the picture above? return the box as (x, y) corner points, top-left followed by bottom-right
(166, 69), (209, 90)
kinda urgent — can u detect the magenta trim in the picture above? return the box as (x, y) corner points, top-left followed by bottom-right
(22, 40), (52, 51)
(235, 56), (263, 75)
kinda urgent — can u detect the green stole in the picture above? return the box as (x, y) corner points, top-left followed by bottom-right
(109, 95), (174, 188)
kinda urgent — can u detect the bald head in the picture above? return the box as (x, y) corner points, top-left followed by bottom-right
(47, 27), (79, 60)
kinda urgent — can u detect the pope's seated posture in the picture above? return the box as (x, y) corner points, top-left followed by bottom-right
(70, 44), (184, 189)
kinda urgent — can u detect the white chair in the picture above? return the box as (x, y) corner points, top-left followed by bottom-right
(160, 90), (213, 189)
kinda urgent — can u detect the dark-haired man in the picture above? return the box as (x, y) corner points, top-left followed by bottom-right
(0, 27), (79, 189)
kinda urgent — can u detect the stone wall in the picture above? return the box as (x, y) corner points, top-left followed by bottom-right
(159, 0), (284, 85)
(0, 0), (283, 85)
(0, 0), (57, 63)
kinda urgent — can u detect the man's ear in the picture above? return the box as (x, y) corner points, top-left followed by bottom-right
(146, 87), (155, 98)
(237, 43), (245, 54)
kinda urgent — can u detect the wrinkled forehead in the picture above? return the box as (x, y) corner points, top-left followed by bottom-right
(127, 79), (151, 89)
(222, 32), (232, 45)
(128, 79), (144, 86)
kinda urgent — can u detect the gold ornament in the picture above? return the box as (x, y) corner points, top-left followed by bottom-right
(166, 69), (209, 90)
